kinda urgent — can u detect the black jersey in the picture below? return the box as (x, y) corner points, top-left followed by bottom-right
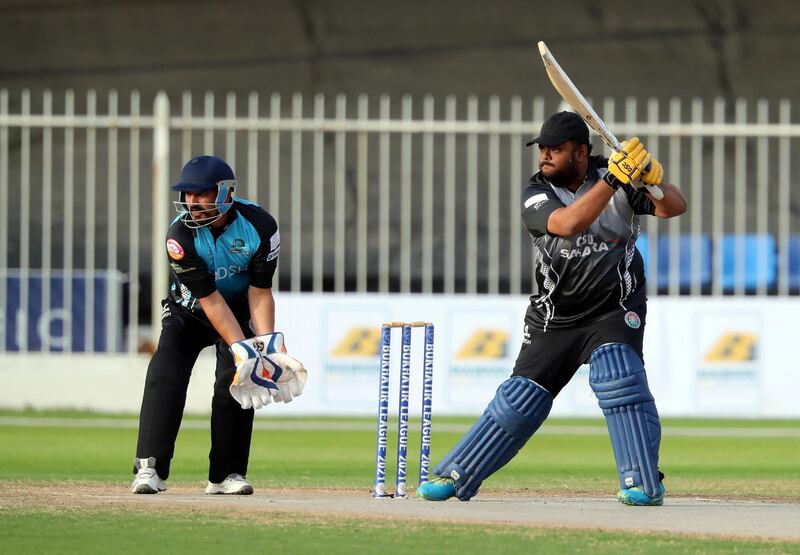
(164, 198), (279, 321)
(520, 156), (655, 331)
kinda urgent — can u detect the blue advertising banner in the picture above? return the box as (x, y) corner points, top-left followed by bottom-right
(1, 270), (125, 353)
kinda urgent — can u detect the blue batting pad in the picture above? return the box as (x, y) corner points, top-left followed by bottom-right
(589, 343), (662, 498)
(433, 376), (552, 500)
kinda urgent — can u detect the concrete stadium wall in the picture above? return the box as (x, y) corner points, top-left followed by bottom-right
(2, 0), (799, 102)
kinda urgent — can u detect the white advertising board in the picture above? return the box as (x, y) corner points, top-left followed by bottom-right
(1, 294), (799, 417)
(265, 294), (800, 418)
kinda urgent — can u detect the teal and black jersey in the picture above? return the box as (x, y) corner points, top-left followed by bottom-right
(164, 198), (279, 321)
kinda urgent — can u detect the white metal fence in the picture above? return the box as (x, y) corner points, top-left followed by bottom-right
(0, 89), (798, 353)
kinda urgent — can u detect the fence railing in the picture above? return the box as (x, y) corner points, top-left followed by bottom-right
(0, 89), (798, 353)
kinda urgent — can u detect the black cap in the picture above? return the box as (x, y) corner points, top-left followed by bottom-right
(526, 111), (590, 147)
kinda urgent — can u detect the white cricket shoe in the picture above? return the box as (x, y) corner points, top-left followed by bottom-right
(205, 473), (254, 495)
(131, 467), (167, 494)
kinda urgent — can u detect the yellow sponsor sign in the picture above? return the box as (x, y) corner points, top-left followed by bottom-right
(455, 329), (509, 360)
(703, 332), (757, 362)
(330, 327), (381, 357)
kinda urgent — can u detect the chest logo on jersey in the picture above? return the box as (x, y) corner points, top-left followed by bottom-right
(560, 233), (618, 260)
(166, 239), (185, 261)
(215, 264), (249, 281)
(228, 238), (249, 256)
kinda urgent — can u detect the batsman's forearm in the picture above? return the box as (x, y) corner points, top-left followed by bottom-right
(650, 183), (687, 218)
(248, 286), (275, 335)
(546, 181), (616, 237)
(198, 291), (246, 346)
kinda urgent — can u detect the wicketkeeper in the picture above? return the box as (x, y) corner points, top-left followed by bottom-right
(131, 155), (307, 495)
(418, 112), (687, 506)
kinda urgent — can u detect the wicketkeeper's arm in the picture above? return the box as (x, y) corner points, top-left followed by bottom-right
(248, 286), (275, 336)
(198, 291), (246, 346)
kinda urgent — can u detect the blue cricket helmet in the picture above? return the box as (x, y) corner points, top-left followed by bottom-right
(172, 155), (235, 192)
(172, 155), (236, 228)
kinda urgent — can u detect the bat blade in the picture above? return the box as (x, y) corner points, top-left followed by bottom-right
(537, 41), (619, 150)
(537, 41), (664, 199)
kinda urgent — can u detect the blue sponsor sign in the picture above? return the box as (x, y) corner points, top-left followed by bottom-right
(2, 270), (125, 353)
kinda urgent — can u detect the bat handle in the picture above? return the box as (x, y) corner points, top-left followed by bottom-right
(644, 183), (664, 200)
(640, 159), (664, 200)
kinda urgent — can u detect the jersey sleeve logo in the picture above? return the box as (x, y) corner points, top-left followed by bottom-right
(524, 193), (549, 210)
(170, 261), (194, 274)
(267, 230), (281, 261)
(166, 238), (185, 261)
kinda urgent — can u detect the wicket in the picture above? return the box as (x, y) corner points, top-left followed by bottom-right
(373, 321), (434, 498)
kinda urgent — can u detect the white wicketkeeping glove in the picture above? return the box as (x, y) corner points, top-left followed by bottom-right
(253, 332), (308, 403)
(229, 333), (308, 410)
(229, 338), (282, 410)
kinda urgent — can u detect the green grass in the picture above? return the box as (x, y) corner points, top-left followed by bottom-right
(1, 411), (799, 553)
(0, 412), (798, 498)
(2, 507), (798, 555)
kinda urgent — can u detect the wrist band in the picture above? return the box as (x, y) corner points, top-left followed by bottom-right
(602, 170), (621, 191)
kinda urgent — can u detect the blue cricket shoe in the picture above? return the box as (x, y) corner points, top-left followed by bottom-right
(417, 476), (456, 501)
(617, 482), (666, 506)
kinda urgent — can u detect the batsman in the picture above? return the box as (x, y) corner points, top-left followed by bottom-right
(418, 112), (687, 506)
(131, 155), (307, 495)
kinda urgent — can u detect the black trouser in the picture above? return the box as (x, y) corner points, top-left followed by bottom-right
(512, 303), (646, 397)
(134, 301), (255, 483)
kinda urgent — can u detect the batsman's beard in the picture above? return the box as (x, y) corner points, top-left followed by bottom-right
(541, 153), (582, 188)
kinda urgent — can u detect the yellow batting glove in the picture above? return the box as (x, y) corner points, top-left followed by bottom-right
(603, 137), (652, 190)
(640, 157), (664, 187)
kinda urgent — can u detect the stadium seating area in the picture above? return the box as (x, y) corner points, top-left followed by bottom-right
(636, 233), (791, 294)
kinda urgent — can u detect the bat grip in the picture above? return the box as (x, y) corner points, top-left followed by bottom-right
(644, 183), (664, 200)
(640, 160), (664, 200)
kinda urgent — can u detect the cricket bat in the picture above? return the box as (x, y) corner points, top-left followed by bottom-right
(537, 41), (664, 200)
